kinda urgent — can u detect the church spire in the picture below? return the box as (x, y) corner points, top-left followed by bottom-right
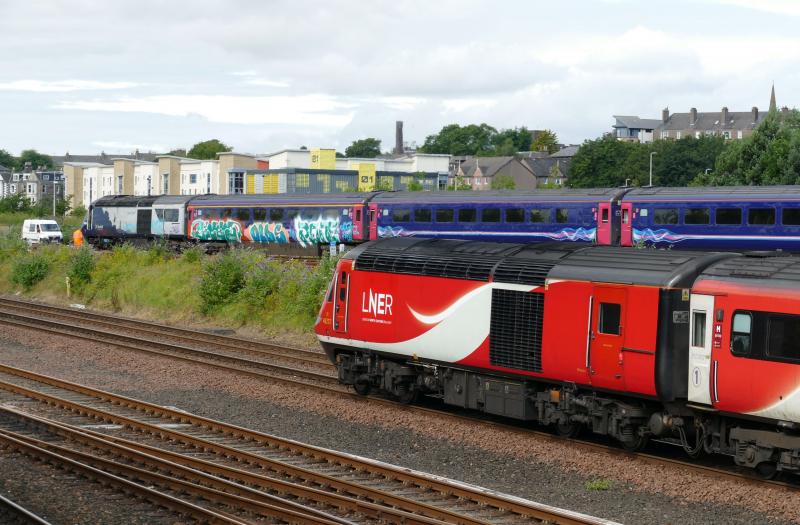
(770, 83), (777, 112)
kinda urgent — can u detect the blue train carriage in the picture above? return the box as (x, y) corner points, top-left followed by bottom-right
(369, 188), (628, 245)
(86, 195), (160, 246)
(185, 193), (377, 251)
(622, 186), (800, 251)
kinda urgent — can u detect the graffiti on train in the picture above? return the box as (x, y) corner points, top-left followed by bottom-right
(190, 219), (242, 242)
(245, 222), (290, 244)
(293, 216), (353, 248)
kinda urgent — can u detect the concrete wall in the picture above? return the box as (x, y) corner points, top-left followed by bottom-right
(64, 165), (84, 207)
(217, 153), (257, 194)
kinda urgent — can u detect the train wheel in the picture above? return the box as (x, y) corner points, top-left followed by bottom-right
(353, 379), (371, 396)
(621, 434), (649, 452)
(396, 387), (417, 405)
(555, 420), (582, 439)
(755, 461), (778, 480)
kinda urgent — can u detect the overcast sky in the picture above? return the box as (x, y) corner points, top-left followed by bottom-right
(0, 0), (798, 156)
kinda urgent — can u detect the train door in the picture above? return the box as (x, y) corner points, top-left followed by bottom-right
(351, 206), (364, 241)
(333, 270), (350, 333)
(687, 294), (715, 405)
(588, 286), (626, 389)
(596, 203), (612, 245)
(620, 202), (634, 246)
(368, 203), (379, 240)
(136, 209), (151, 236)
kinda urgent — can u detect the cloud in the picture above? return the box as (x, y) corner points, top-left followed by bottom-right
(93, 141), (167, 152)
(441, 98), (498, 113)
(244, 78), (291, 88)
(711, 0), (800, 15)
(0, 79), (137, 92)
(55, 94), (355, 127)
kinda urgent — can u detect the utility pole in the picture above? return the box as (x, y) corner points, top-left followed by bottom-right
(649, 152), (657, 187)
(52, 181), (57, 217)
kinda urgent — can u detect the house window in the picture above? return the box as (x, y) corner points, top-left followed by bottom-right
(695, 131), (702, 139)
(737, 131), (743, 139)
(676, 131), (682, 139)
(162, 173), (169, 194)
(228, 172), (244, 194)
(722, 131), (732, 139)
(117, 175), (123, 193)
(207, 173), (211, 194)
(190, 173), (197, 184)
(660, 131), (669, 139)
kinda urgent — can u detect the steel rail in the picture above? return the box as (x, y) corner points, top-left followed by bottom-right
(0, 493), (53, 525)
(0, 364), (609, 525)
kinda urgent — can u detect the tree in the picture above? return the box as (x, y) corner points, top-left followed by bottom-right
(407, 180), (423, 191)
(17, 149), (53, 170)
(0, 149), (15, 170)
(168, 148), (187, 157)
(419, 124), (498, 156)
(187, 139), (232, 160)
(491, 175), (516, 190)
(531, 129), (559, 154)
(345, 138), (381, 158)
(492, 127), (533, 153)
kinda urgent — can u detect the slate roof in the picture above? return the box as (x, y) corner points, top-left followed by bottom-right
(613, 116), (662, 130)
(51, 152), (161, 167)
(0, 164), (10, 173)
(523, 158), (567, 179)
(458, 156), (521, 178)
(549, 145), (579, 158)
(658, 110), (764, 132)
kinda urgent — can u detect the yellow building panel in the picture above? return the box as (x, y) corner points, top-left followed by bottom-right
(296, 173), (310, 188)
(247, 174), (256, 194)
(264, 174), (279, 194)
(318, 174), (331, 193)
(357, 163), (376, 192)
(378, 176), (394, 190)
(311, 148), (336, 170)
(335, 180), (352, 192)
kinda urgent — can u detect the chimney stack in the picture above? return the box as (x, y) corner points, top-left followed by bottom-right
(689, 108), (698, 126)
(394, 121), (404, 155)
(662, 107), (669, 123)
(721, 107), (729, 125)
(752, 106), (759, 122)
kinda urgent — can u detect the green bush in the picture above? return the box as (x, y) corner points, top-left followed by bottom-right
(10, 254), (50, 290)
(181, 245), (203, 264)
(68, 247), (95, 288)
(199, 251), (246, 314)
(240, 261), (281, 309)
(0, 232), (27, 262)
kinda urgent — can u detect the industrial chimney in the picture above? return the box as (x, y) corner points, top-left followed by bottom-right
(394, 121), (404, 155)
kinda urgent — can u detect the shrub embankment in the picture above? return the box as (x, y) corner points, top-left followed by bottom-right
(0, 236), (337, 334)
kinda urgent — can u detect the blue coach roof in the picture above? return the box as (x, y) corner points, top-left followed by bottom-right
(186, 193), (378, 206)
(625, 185), (800, 202)
(372, 188), (627, 204)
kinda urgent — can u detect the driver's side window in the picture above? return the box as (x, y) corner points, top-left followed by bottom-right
(731, 312), (752, 356)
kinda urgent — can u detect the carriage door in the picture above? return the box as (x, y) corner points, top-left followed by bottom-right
(589, 287), (626, 389)
(596, 203), (612, 245)
(368, 204), (379, 240)
(619, 202), (634, 246)
(687, 294), (714, 405)
(137, 209), (151, 236)
(333, 270), (350, 333)
(351, 206), (364, 241)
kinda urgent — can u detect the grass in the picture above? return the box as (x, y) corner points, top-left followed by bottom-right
(585, 479), (613, 491)
(0, 239), (337, 335)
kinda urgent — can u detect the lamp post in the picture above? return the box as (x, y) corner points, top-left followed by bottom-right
(649, 152), (657, 187)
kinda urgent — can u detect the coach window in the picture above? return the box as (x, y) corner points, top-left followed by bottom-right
(530, 209), (550, 223)
(692, 311), (707, 347)
(783, 208), (800, 226)
(235, 208), (251, 222)
(269, 209), (284, 221)
(716, 207), (742, 225)
(506, 208), (525, 223)
(324, 208), (340, 219)
(285, 208), (300, 220)
(556, 208), (568, 223)
(414, 208), (432, 222)
(482, 208), (501, 222)
(458, 208), (476, 222)
(767, 314), (800, 361)
(253, 209), (267, 221)
(684, 208), (710, 225)
(653, 209), (678, 225)
(601, 207), (610, 224)
(221, 208), (232, 220)
(204, 209), (220, 220)
(731, 312), (752, 356)
(163, 209), (179, 222)
(749, 208), (776, 225)
(436, 208), (454, 223)
(392, 209), (411, 222)
(598, 303), (622, 335)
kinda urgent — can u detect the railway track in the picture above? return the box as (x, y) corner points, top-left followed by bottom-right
(0, 493), (53, 525)
(0, 363), (611, 525)
(0, 296), (794, 495)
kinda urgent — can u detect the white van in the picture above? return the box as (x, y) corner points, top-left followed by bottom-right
(22, 219), (63, 245)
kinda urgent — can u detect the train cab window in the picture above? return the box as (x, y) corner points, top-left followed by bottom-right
(731, 312), (752, 356)
(458, 208), (477, 222)
(692, 311), (707, 347)
(530, 209), (550, 223)
(392, 209), (411, 222)
(414, 208), (432, 222)
(767, 314), (800, 362)
(482, 208), (501, 222)
(749, 208), (776, 225)
(783, 208), (800, 226)
(253, 209), (267, 221)
(235, 208), (251, 222)
(684, 208), (710, 225)
(716, 208), (742, 225)
(598, 303), (622, 335)
(270, 209), (284, 221)
(506, 208), (525, 223)
(653, 209), (678, 225)
(556, 208), (568, 223)
(435, 209), (454, 223)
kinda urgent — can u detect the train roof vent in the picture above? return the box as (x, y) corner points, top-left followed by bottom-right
(355, 250), (500, 281)
(492, 259), (557, 286)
